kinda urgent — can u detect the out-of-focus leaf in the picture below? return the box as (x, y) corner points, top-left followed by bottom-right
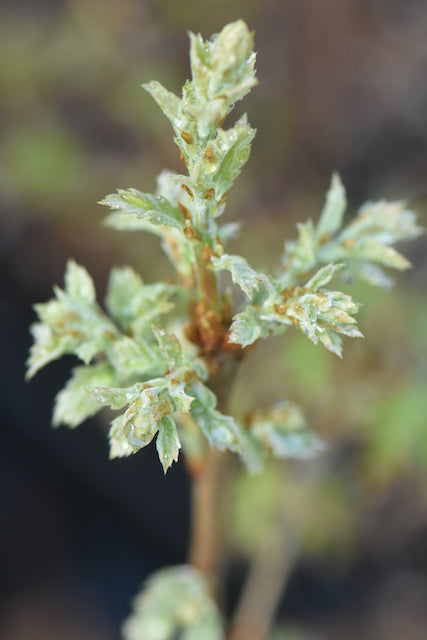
(316, 172), (346, 239)
(123, 566), (224, 640)
(367, 382), (427, 476)
(250, 401), (324, 460)
(280, 177), (422, 289)
(63, 259), (96, 304)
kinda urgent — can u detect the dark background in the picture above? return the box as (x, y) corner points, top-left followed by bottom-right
(1, 1), (427, 638)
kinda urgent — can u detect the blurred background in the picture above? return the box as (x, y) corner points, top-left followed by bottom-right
(1, 1), (427, 638)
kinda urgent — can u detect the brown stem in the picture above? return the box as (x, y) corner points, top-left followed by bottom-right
(227, 513), (299, 640)
(195, 243), (219, 311)
(187, 364), (238, 586)
(188, 447), (225, 578)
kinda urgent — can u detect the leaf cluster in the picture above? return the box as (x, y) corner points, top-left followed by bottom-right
(27, 21), (421, 476)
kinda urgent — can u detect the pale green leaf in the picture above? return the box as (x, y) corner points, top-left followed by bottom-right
(143, 80), (183, 134)
(106, 267), (176, 334)
(342, 262), (394, 289)
(217, 221), (241, 244)
(251, 402), (324, 461)
(27, 263), (118, 377)
(230, 268), (362, 354)
(190, 382), (239, 452)
(318, 328), (343, 357)
(316, 172), (346, 239)
(91, 374), (197, 468)
(90, 383), (140, 410)
(156, 169), (190, 207)
(53, 362), (115, 428)
(123, 566), (224, 640)
(27, 322), (76, 379)
(340, 200), (421, 245)
(153, 326), (184, 369)
(156, 415), (181, 473)
(103, 212), (165, 233)
(305, 263), (343, 290)
(207, 20), (257, 102)
(109, 415), (135, 458)
(64, 259), (96, 304)
(107, 336), (160, 378)
(211, 253), (262, 298)
(210, 116), (256, 201)
(169, 384), (194, 413)
(105, 266), (143, 326)
(340, 238), (412, 270)
(229, 305), (272, 348)
(189, 21), (256, 105)
(280, 220), (316, 286)
(100, 189), (183, 230)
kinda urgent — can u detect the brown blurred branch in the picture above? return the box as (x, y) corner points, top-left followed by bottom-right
(228, 510), (299, 640)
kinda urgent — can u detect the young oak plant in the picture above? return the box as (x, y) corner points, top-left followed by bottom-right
(27, 20), (421, 640)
